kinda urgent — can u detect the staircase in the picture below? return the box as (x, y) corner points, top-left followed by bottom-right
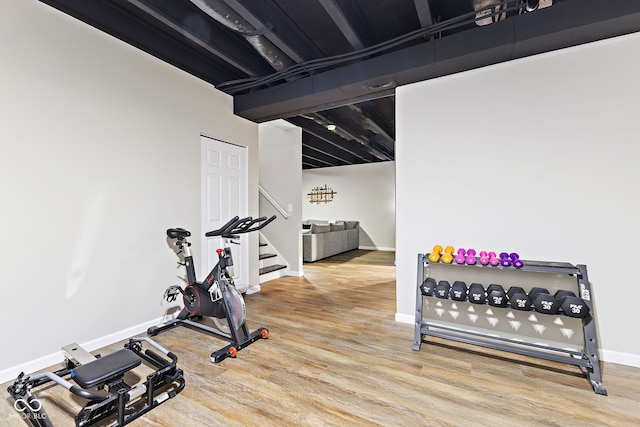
(259, 235), (287, 284)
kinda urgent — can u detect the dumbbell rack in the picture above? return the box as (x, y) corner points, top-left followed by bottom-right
(413, 253), (607, 395)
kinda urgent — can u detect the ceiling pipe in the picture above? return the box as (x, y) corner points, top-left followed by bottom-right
(235, 0), (640, 122)
(124, 0), (259, 76)
(191, 0), (391, 163)
(189, 0), (296, 71)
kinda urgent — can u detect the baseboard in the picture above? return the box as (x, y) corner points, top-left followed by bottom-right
(359, 246), (395, 251)
(286, 269), (304, 277)
(601, 349), (640, 368)
(395, 313), (414, 324)
(397, 312), (640, 368)
(0, 316), (166, 384)
(245, 284), (262, 295)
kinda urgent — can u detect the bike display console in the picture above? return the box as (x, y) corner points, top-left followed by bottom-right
(413, 253), (607, 395)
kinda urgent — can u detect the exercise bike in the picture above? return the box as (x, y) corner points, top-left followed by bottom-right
(7, 337), (184, 427)
(148, 215), (275, 362)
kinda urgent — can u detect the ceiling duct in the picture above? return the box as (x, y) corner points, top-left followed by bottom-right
(473, 0), (553, 26)
(472, 0), (508, 26)
(189, 0), (295, 71)
(526, 0), (553, 12)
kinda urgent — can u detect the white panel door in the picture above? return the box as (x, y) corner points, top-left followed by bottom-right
(201, 136), (248, 291)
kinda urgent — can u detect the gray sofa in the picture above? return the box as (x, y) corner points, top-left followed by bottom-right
(302, 220), (359, 262)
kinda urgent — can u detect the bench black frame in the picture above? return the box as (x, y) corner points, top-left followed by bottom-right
(7, 337), (185, 427)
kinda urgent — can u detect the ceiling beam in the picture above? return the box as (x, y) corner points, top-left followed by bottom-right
(302, 157), (328, 169)
(126, 0), (257, 75)
(39, 0), (273, 83)
(305, 111), (389, 160)
(318, 0), (364, 50)
(413, 0), (434, 28)
(234, 0), (640, 122)
(347, 104), (394, 144)
(302, 145), (350, 167)
(218, 0), (306, 63)
(288, 117), (379, 163)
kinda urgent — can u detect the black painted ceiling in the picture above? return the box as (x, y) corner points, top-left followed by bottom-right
(39, 0), (640, 168)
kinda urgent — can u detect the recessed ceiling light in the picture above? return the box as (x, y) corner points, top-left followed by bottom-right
(327, 124), (336, 131)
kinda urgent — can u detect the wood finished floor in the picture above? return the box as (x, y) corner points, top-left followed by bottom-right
(2, 249), (639, 426)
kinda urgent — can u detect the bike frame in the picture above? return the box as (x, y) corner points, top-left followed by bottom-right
(148, 215), (275, 362)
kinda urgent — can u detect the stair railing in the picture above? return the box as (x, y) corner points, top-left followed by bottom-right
(258, 185), (289, 219)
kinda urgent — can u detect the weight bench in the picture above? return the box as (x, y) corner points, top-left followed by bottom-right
(8, 337), (185, 427)
(65, 344), (141, 389)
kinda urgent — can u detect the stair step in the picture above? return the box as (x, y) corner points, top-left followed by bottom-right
(259, 242), (267, 247)
(259, 264), (286, 275)
(259, 253), (277, 260)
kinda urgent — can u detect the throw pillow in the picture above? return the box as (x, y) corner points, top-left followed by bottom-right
(330, 222), (345, 231)
(343, 221), (358, 229)
(311, 223), (331, 234)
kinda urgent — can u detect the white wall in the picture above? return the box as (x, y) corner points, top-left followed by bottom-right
(302, 162), (396, 250)
(396, 32), (640, 366)
(259, 120), (303, 275)
(0, 1), (258, 380)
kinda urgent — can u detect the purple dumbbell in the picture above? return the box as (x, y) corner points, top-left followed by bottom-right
(455, 248), (466, 264)
(466, 248), (477, 265)
(489, 251), (500, 266)
(499, 252), (512, 267)
(479, 251), (490, 265)
(510, 252), (523, 269)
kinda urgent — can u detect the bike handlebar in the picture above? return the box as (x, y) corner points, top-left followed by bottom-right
(205, 216), (240, 237)
(205, 215), (276, 238)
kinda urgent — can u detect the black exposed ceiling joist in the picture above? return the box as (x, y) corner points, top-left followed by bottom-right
(287, 117), (380, 163)
(302, 145), (350, 167)
(302, 137), (358, 165)
(413, 0), (434, 28)
(38, 0), (273, 84)
(222, 0), (306, 63)
(318, 0), (364, 50)
(302, 157), (328, 169)
(234, 0), (640, 122)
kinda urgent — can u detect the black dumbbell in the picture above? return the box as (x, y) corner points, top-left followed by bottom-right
(450, 281), (468, 301)
(507, 286), (532, 311)
(507, 286), (526, 299)
(554, 290), (590, 318)
(554, 290), (575, 302)
(420, 278), (437, 296)
(435, 280), (451, 299)
(528, 287), (549, 300)
(468, 283), (486, 304)
(487, 284), (508, 307)
(530, 288), (559, 314)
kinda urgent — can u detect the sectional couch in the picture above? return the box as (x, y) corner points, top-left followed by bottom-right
(302, 220), (360, 262)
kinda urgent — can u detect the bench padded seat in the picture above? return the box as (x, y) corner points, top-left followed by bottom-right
(71, 349), (141, 389)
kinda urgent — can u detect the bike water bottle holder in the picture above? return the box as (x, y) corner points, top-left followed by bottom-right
(208, 282), (222, 302)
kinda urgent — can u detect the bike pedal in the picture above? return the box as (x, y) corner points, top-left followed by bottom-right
(163, 285), (182, 302)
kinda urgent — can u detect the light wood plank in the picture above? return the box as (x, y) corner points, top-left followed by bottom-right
(2, 250), (639, 426)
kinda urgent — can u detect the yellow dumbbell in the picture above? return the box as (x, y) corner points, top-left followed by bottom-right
(441, 246), (455, 264)
(428, 245), (443, 263)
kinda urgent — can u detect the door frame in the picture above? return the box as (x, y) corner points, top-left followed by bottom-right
(200, 135), (249, 291)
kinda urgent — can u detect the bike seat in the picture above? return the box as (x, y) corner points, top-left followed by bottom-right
(167, 228), (191, 239)
(71, 349), (141, 389)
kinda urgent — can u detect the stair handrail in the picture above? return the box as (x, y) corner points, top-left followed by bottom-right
(259, 185), (289, 219)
